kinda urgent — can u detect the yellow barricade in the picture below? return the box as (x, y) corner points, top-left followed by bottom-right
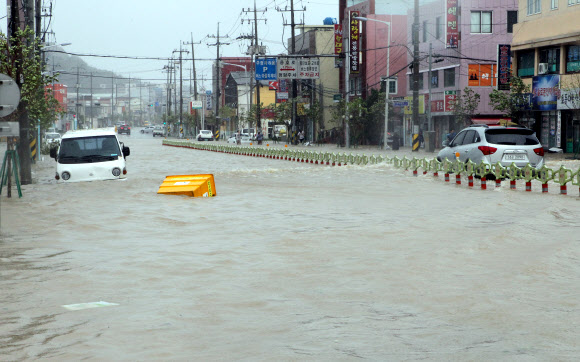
(157, 174), (217, 197)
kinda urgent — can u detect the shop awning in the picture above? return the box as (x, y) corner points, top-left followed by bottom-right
(472, 118), (514, 126)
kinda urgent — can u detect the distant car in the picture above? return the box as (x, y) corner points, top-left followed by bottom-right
(436, 124), (544, 170)
(153, 125), (166, 137)
(44, 132), (62, 145)
(118, 124), (131, 135)
(197, 130), (214, 141)
(227, 134), (251, 144)
(141, 126), (154, 134)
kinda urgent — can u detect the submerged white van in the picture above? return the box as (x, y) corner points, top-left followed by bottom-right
(50, 128), (130, 182)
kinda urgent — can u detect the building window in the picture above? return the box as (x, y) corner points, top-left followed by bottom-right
(471, 11), (492, 33)
(435, 17), (442, 39)
(507, 11), (518, 33)
(423, 21), (427, 42)
(552, 0), (558, 9)
(539, 47), (561, 73)
(568, 0), (580, 6)
(388, 78), (397, 94)
(444, 68), (455, 87)
(431, 70), (439, 88)
(566, 45), (580, 73)
(517, 50), (535, 77)
(528, 0), (541, 14)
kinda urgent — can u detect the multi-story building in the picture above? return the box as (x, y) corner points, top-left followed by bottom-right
(512, 0), (580, 152)
(292, 25), (340, 140)
(406, 0), (518, 147)
(339, 0), (409, 143)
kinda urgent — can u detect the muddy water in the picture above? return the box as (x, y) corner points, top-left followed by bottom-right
(1, 135), (580, 360)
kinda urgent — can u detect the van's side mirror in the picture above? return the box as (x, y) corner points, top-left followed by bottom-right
(122, 146), (130, 157)
(49, 147), (57, 159)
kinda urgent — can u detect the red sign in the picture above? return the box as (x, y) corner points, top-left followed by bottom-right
(269, 81), (279, 90)
(349, 11), (360, 74)
(431, 100), (444, 113)
(334, 24), (343, 55)
(445, 91), (457, 112)
(446, 0), (459, 48)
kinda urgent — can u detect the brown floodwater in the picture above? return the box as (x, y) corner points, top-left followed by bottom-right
(1, 134), (580, 360)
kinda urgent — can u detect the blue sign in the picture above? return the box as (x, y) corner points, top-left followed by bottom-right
(155, 101), (159, 107)
(393, 100), (409, 108)
(255, 58), (277, 81)
(532, 75), (560, 111)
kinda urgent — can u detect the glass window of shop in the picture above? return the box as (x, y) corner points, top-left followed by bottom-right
(540, 111), (558, 148)
(539, 47), (560, 73)
(517, 50), (535, 77)
(566, 45), (580, 73)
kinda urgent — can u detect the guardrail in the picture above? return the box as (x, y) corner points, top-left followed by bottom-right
(163, 140), (580, 196)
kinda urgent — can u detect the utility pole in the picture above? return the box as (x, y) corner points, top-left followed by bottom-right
(111, 72), (114, 124)
(427, 43), (433, 133)
(90, 72), (93, 128)
(184, 34), (201, 101)
(412, 0), (420, 151)
(76, 67), (80, 130)
(207, 23), (230, 125)
(242, 1), (267, 131)
(128, 76), (131, 125)
(173, 46), (189, 134)
(277, 1), (305, 144)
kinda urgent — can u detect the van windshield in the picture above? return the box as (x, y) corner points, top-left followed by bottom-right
(59, 135), (120, 164)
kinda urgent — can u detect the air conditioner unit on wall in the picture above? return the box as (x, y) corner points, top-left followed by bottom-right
(538, 63), (549, 75)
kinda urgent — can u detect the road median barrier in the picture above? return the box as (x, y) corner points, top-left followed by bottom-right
(162, 140), (580, 197)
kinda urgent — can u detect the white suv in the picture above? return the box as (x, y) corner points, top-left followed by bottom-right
(437, 125), (545, 170)
(197, 130), (214, 141)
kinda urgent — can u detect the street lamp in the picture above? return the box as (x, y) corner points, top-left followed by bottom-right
(221, 62), (249, 137)
(354, 16), (391, 150)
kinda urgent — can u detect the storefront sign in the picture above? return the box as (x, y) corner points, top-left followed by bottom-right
(431, 100), (444, 113)
(334, 24), (343, 55)
(468, 64), (496, 87)
(557, 87), (580, 110)
(446, 0), (459, 48)
(349, 11), (360, 74)
(532, 75), (560, 111)
(403, 95), (427, 115)
(497, 44), (511, 91)
(444, 90), (457, 112)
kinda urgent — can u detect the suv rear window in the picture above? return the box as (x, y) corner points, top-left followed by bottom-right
(484, 129), (539, 146)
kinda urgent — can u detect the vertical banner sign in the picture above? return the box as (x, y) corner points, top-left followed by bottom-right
(445, 90), (457, 112)
(446, 0), (459, 48)
(497, 44), (511, 91)
(206, 90), (212, 110)
(334, 24), (343, 55)
(350, 11), (360, 74)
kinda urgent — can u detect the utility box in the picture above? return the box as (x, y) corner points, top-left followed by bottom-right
(0, 122), (19, 137)
(425, 131), (436, 152)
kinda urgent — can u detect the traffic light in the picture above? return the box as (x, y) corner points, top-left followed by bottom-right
(163, 121), (166, 125)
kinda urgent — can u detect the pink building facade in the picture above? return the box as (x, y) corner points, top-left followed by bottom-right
(406, 0), (518, 146)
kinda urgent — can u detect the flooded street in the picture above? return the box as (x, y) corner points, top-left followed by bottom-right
(2, 134), (580, 360)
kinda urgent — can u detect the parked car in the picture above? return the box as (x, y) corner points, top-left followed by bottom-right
(118, 124), (131, 135)
(197, 130), (214, 141)
(153, 125), (166, 137)
(227, 134), (251, 144)
(44, 132), (62, 145)
(437, 124), (544, 170)
(141, 126), (154, 134)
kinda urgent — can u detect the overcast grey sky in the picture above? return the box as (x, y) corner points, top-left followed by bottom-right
(2, 0), (410, 89)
